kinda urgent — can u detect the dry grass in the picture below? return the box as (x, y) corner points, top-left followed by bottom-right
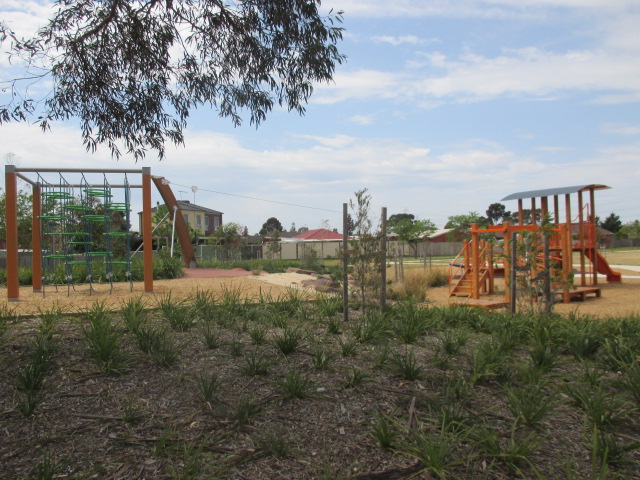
(388, 266), (448, 302)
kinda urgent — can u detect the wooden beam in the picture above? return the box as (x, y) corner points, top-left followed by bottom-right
(5, 165), (19, 301)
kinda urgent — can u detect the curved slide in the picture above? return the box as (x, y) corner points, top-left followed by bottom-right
(585, 249), (622, 282)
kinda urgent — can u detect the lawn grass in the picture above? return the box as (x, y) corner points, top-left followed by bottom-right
(1, 295), (639, 479)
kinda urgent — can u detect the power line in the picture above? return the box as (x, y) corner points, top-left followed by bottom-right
(170, 182), (342, 214)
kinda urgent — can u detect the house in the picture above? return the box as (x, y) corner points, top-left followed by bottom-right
(427, 228), (467, 242)
(139, 200), (223, 236)
(293, 228), (343, 241)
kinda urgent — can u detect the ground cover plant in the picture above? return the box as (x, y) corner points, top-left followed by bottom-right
(1, 294), (639, 479)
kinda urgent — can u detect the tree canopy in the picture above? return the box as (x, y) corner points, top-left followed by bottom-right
(388, 213), (415, 227)
(259, 216), (284, 235)
(485, 203), (511, 225)
(600, 213), (622, 234)
(0, 0), (345, 160)
(445, 211), (489, 234)
(390, 217), (436, 256)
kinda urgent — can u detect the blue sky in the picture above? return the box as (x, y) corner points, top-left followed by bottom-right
(1, 0), (639, 234)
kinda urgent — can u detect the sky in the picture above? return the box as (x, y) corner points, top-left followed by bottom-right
(1, 0), (639, 234)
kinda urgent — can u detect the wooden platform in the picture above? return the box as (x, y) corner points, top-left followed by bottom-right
(555, 286), (601, 302)
(448, 298), (509, 309)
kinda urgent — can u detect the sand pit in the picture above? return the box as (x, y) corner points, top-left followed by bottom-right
(1, 268), (639, 318)
(0, 274), (315, 316)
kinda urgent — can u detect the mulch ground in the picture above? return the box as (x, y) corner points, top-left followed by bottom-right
(1, 269), (640, 479)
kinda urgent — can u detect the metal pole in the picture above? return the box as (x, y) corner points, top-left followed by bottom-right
(342, 203), (349, 323)
(32, 184), (42, 292)
(142, 167), (154, 293)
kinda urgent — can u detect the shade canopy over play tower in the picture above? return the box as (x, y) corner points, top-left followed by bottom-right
(448, 184), (621, 307)
(4, 165), (197, 301)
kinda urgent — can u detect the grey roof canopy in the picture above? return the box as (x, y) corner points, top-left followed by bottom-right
(501, 184), (610, 202)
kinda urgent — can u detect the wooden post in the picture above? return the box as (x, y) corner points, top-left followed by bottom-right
(563, 223), (572, 303)
(5, 165), (19, 301)
(488, 240), (494, 294)
(342, 203), (349, 322)
(510, 231), (517, 314)
(531, 197), (537, 225)
(590, 188), (598, 286)
(471, 223), (479, 300)
(578, 190), (586, 286)
(32, 183), (42, 292)
(541, 196), (548, 221)
(518, 199), (524, 225)
(553, 195), (560, 224)
(380, 207), (387, 311)
(544, 233), (552, 315)
(503, 222), (511, 303)
(142, 167), (154, 293)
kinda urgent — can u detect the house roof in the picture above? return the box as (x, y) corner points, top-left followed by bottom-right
(293, 228), (343, 240)
(149, 200), (223, 215)
(501, 184), (610, 202)
(428, 228), (454, 239)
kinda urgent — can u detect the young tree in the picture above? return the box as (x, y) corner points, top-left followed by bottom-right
(259, 217), (284, 235)
(209, 222), (243, 247)
(265, 228), (282, 259)
(348, 188), (382, 314)
(390, 218), (437, 256)
(345, 213), (355, 236)
(0, 1), (345, 160)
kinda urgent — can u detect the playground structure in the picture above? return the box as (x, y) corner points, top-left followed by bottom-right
(4, 166), (197, 301)
(448, 184), (622, 307)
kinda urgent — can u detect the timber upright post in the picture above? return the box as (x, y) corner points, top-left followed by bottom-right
(142, 167), (154, 293)
(380, 207), (387, 311)
(5, 165), (19, 301)
(471, 223), (480, 300)
(342, 203), (349, 322)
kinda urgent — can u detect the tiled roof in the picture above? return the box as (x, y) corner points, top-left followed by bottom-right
(293, 228), (343, 240)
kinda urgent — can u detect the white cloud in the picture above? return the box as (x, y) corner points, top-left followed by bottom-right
(371, 35), (429, 46)
(329, 0), (637, 19)
(318, 44), (640, 105)
(313, 70), (407, 104)
(601, 123), (640, 136)
(348, 114), (375, 125)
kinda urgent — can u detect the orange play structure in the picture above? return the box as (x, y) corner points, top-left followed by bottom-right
(4, 165), (196, 301)
(448, 184), (621, 307)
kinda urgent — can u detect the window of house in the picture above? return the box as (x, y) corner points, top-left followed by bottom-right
(183, 213), (189, 224)
(196, 215), (202, 230)
(205, 216), (209, 228)
(214, 217), (220, 230)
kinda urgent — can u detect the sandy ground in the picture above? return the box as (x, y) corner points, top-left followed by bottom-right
(1, 269), (638, 318)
